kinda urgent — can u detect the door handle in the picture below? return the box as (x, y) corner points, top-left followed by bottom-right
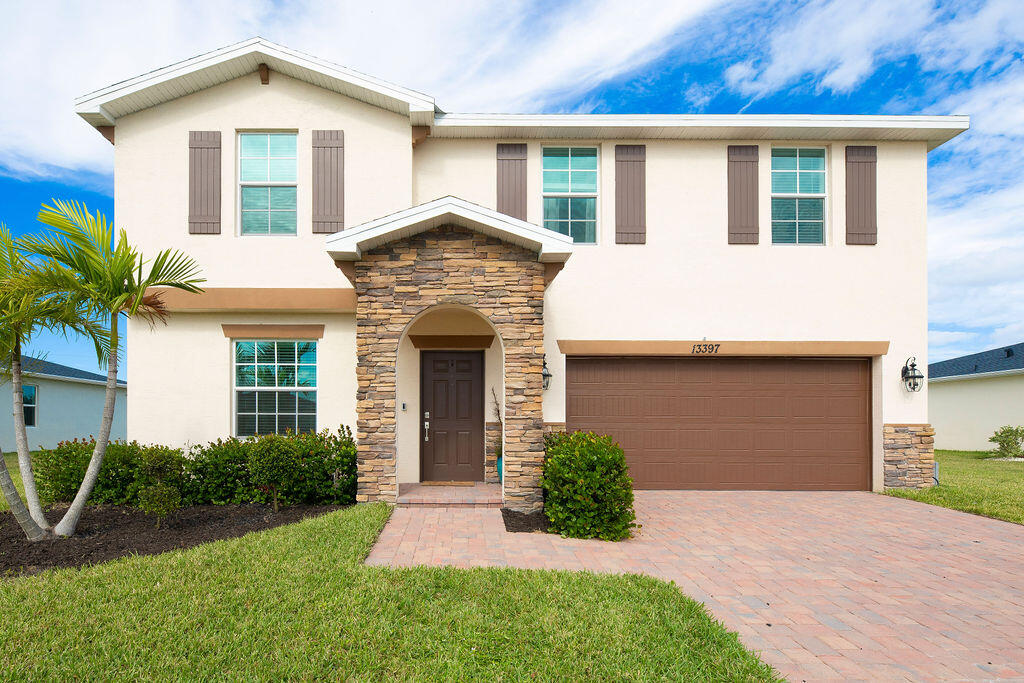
(424, 421), (429, 441)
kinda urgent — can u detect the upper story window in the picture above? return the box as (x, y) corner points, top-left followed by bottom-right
(239, 133), (297, 236)
(771, 148), (826, 244)
(23, 385), (36, 427)
(234, 340), (316, 436)
(543, 147), (597, 243)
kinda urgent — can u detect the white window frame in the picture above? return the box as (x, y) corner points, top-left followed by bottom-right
(23, 384), (37, 428)
(541, 145), (601, 245)
(231, 339), (318, 437)
(770, 146), (828, 246)
(236, 131), (299, 238)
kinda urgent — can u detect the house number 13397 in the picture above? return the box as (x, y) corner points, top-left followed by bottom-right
(691, 343), (720, 354)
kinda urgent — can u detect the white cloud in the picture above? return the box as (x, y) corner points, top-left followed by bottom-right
(725, 0), (933, 97)
(0, 0), (725, 181)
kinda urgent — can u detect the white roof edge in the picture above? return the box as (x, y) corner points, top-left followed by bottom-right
(325, 196), (573, 263)
(929, 367), (1024, 383)
(21, 371), (127, 388)
(433, 113), (969, 128)
(75, 37), (435, 124)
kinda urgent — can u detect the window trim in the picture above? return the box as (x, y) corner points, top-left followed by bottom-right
(22, 384), (37, 428)
(541, 145), (601, 245)
(769, 145), (829, 246)
(236, 130), (299, 238)
(231, 338), (318, 437)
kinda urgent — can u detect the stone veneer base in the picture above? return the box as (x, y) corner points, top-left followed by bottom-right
(883, 423), (936, 488)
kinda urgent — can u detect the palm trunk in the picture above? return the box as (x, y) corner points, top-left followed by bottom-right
(0, 447), (48, 541)
(11, 341), (49, 528)
(54, 316), (120, 537)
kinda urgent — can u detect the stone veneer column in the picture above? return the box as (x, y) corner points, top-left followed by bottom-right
(883, 423), (936, 488)
(352, 225), (546, 511)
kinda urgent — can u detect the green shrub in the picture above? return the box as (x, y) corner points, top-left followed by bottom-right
(182, 438), (259, 505)
(35, 440), (152, 505)
(34, 439), (93, 503)
(35, 427), (358, 510)
(137, 482), (182, 528)
(286, 427), (358, 505)
(248, 435), (299, 512)
(988, 425), (1024, 459)
(541, 431), (637, 541)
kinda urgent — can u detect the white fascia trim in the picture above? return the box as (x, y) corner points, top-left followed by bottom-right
(433, 113), (970, 130)
(325, 196), (574, 263)
(929, 367), (1024, 383)
(75, 37), (436, 123)
(20, 371), (127, 388)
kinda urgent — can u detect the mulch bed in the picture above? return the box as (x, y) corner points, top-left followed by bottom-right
(1, 504), (343, 577)
(501, 508), (550, 533)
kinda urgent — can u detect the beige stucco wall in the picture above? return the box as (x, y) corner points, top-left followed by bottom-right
(416, 138), (929, 429)
(117, 79), (931, 490)
(126, 312), (356, 448)
(929, 375), (1024, 451)
(114, 71), (412, 289)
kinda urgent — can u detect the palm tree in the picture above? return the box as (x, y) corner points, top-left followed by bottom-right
(0, 225), (109, 537)
(22, 200), (204, 537)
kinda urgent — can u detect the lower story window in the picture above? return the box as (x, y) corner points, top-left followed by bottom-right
(23, 385), (36, 427)
(234, 340), (316, 436)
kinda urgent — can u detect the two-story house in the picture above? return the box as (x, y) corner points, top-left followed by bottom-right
(76, 38), (967, 510)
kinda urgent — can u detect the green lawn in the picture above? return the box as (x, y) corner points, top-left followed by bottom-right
(0, 452), (24, 512)
(0, 503), (776, 680)
(887, 449), (1024, 525)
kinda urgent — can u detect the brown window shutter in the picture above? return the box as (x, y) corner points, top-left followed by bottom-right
(496, 143), (527, 220)
(615, 145), (646, 244)
(727, 145), (759, 244)
(313, 130), (345, 234)
(188, 131), (221, 234)
(846, 146), (877, 245)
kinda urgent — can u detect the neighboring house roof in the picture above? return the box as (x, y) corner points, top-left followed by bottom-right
(325, 196), (574, 263)
(928, 343), (1024, 382)
(76, 37), (970, 151)
(15, 356), (127, 388)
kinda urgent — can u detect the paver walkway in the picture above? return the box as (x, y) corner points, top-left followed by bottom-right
(366, 491), (1024, 681)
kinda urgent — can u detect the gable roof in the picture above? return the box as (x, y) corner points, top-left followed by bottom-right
(929, 343), (1024, 382)
(325, 196), (574, 263)
(16, 356), (126, 388)
(77, 38), (969, 150)
(75, 37), (437, 128)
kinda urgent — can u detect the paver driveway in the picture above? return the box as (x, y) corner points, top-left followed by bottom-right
(366, 491), (1024, 681)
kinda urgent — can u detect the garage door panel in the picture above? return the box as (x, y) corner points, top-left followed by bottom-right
(565, 357), (871, 490)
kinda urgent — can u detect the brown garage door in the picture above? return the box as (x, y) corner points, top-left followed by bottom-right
(565, 357), (871, 490)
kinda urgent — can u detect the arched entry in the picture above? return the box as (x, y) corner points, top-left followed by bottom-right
(395, 305), (505, 485)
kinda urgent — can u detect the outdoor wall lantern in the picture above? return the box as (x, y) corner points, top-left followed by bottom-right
(901, 357), (924, 392)
(542, 359), (552, 390)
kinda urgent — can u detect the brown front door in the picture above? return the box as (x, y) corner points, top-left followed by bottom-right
(566, 357), (871, 490)
(421, 351), (485, 481)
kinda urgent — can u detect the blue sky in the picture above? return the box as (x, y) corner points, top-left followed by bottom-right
(2, 0), (1023, 373)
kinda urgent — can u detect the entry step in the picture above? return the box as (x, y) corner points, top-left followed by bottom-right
(396, 482), (502, 508)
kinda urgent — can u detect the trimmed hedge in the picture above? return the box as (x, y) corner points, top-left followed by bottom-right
(33, 427), (358, 510)
(541, 431), (637, 541)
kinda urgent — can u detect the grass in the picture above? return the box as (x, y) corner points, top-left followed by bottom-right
(0, 452), (25, 512)
(0, 503), (776, 680)
(886, 449), (1024, 525)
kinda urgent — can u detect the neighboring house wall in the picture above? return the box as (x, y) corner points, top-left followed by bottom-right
(929, 375), (1024, 451)
(0, 377), (127, 451)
